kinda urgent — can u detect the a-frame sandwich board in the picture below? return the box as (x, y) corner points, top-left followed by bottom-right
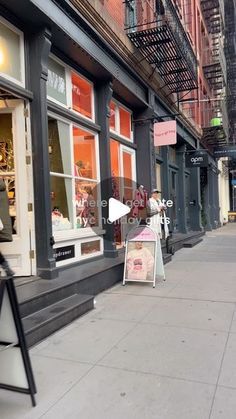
(0, 276), (37, 407)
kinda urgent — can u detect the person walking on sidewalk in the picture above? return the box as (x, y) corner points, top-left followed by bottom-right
(0, 178), (15, 276)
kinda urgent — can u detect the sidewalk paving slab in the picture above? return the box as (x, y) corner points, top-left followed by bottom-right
(1, 225), (236, 419)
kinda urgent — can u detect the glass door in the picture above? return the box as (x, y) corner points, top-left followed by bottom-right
(0, 100), (32, 276)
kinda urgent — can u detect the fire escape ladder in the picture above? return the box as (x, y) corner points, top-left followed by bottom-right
(124, 0), (198, 93)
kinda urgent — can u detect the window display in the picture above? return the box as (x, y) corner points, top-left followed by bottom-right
(49, 116), (100, 232)
(73, 127), (97, 180)
(81, 240), (100, 255)
(50, 176), (72, 231)
(75, 180), (99, 228)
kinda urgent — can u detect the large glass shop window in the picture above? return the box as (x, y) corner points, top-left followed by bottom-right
(0, 19), (24, 84)
(73, 127), (99, 228)
(48, 116), (99, 231)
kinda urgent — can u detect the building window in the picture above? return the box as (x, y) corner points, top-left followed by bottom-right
(47, 56), (95, 121)
(49, 116), (100, 232)
(120, 107), (132, 138)
(109, 100), (133, 141)
(126, 0), (137, 29)
(81, 240), (101, 256)
(169, 146), (176, 163)
(0, 18), (24, 85)
(48, 58), (67, 105)
(156, 163), (162, 191)
(73, 127), (100, 229)
(72, 72), (93, 119)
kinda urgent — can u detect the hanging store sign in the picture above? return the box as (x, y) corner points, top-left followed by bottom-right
(154, 120), (177, 146)
(185, 152), (208, 168)
(213, 145), (236, 158)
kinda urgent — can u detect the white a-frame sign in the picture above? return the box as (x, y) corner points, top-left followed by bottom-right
(0, 277), (37, 406)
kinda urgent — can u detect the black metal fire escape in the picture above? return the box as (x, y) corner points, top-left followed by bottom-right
(225, 0), (236, 145)
(124, 0), (198, 93)
(200, 0), (227, 148)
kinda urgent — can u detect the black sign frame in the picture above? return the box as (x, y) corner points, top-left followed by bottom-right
(213, 145), (236, 158)
(54, 245), (75, 262)
(0, 277), (37, 407)
(185, 152), (208, 168)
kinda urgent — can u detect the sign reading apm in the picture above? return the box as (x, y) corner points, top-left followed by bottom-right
(185, 152), (208, 168)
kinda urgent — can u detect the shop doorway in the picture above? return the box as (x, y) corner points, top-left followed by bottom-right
(169, 168), (178, 232)
(0, 99), (33, 276)
(110, 140), (136, 247)
(185, 173), (191, 229)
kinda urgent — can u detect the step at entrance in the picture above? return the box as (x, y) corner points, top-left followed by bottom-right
(22, 294), (94, 347)
(183, 237), (203, 248)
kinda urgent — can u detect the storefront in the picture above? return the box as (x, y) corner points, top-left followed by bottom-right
(46, 55), (104, 267)
(0, 0), (208, 281)
(0, 17), (35, 276)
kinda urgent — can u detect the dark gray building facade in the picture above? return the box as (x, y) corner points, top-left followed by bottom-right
(0, 0), (222, 284)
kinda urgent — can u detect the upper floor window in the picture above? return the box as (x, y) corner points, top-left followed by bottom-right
(47, 56), (95, 121)
(109, 100), (133, 141)
(72, 72), (93, 119)
(0, 18), (24, 85)
(48, 57), (67, 105)
(126, 0), (137, 29)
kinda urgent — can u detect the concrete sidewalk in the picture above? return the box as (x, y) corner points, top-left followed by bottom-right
(1, 224), (236, 419)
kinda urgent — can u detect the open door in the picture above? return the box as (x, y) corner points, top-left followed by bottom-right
(0, 100), (33, 276)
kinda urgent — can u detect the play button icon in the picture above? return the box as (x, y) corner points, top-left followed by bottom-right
(108, 198), (130, 223)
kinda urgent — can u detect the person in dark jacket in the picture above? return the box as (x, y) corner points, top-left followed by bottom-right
(0, 178), (15, 276)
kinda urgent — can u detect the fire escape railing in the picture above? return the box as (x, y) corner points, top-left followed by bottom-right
(124, 0), (198, 93)
(200, 0), (228, 147)
(225, 0), (236, 143)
